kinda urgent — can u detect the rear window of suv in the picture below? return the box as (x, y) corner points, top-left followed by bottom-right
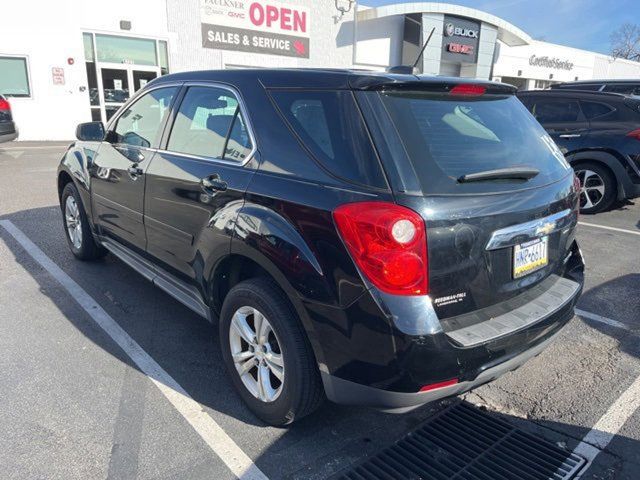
(375, 91), (571, 193)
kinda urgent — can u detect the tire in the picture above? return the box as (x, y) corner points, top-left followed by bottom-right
(60, 182), (107, 261)
(574, 162), (616, 214)
(219, 277), (324, 426)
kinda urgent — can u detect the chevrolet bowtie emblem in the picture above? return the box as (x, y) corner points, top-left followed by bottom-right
(536, 222), (555, 236)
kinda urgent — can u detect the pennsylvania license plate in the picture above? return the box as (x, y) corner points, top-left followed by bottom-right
(513, 237), (549, 278)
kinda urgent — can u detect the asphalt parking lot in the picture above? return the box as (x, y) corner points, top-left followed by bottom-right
(1, 142), (639, 480)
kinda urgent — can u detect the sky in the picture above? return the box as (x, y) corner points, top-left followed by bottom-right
(359, 0), (637, 55)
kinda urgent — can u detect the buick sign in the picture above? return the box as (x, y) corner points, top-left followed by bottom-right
(444, 22), (478, 39)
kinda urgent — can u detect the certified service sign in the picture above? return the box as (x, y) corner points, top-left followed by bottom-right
(200, 0), (310, 58)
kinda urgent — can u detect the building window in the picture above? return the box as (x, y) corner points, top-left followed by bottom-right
(534, 79), (558, 89)
(0, 56), (31, 97)
(95, 34), (157, 66)
(83, 33), (101, 122)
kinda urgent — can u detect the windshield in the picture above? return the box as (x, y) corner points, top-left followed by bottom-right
(376, 91), (571, 194)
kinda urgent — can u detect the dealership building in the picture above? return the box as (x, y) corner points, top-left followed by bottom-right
(2, 0), (640, 140)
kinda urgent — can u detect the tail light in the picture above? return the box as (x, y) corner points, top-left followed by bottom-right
(333, 202), (428, 296)
(0, 98), (10, 111)
(449, 84), (486, 96)
(626, 128), (640, 141)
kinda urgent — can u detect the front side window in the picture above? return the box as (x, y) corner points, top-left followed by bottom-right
(113, 87), (177, 148)
(167, 86), (252, 161)
(0, 56), (31, 97)
(531, 99), (582, 123)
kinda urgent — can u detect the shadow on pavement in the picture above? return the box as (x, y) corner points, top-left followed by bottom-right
(1, 205), (639, 479)
(579, 273), (640, 341)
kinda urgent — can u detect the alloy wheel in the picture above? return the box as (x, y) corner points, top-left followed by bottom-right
(575, 169), (605, 210)
(65, 196), (83, 249)
(229, 306), (284, 402)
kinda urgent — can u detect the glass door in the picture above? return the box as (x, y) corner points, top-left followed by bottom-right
(100, 67), (130, 121)
(97, 65), (160, 122)
(83, 33), (168, 124)
(132, 69), (158, 91)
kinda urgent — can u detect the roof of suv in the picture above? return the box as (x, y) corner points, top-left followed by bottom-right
(151, 68), (516, 92)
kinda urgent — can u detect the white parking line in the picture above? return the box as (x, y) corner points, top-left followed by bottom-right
(579, 221), (640, 237)
(576, 308), (632, 332)
(0, 220), (268, 480)
(571, 307), (640, 477)
(574, 373), (640, 478)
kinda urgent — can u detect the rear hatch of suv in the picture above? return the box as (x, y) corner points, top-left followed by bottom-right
(356, 80), (580, 341)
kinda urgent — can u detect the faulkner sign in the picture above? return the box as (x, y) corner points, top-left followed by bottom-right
(200, 0), (310, 58)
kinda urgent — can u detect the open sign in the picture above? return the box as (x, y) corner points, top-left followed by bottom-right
(248, 2), (307, 34)
(200, 0), (310, 58)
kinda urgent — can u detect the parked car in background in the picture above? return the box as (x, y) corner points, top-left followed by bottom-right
(517, 89), (640, 213)
(0, 94), (18, 143)
(550, 79), (640, 95)
(57, 69), (584, 425)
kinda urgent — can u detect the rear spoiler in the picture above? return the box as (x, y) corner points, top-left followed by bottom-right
(350, 77), (517, 95)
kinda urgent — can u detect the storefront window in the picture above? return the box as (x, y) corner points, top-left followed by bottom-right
(83, 33), (95, 62)
(0, 56), (31, 97)
(95, 35), (157, 66)
(83, 33), (100, 110)
(158, 40), (169, 75)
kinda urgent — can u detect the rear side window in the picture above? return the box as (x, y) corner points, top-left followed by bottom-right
(270, 90), (387, 189)
(374, 91), (570, 193)
(113, 87), (177, 148)
(530, 99), (582, 123)
(580, 101), (615, 120)
(168, 86), (253, 162)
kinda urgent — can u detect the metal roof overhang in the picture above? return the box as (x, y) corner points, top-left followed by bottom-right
(357, 2), (532, 46)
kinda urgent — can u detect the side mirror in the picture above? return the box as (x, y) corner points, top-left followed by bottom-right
(76, 121), (105, 141)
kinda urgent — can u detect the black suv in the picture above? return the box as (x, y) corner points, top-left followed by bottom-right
(0, 94), (18, 143)
(58, 69), (584, 425)
(518, 89), (640, 213)
(550, 79), (640, 95)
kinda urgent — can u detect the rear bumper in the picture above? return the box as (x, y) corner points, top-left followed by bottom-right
(322, 326), (562, 412)
(321, 241), (584, 410)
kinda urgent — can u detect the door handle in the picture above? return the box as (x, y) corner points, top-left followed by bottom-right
(127, 164), (144, 177)
(201, 174), (228, 192)
(559, 134), (581, 138)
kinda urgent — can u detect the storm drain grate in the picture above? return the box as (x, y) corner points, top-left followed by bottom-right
(340, 402), (586, 480)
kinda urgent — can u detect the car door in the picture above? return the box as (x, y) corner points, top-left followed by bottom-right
(144, 84), (256, 280)
(91, 86), (178, 251)
(528, 96), (587, 154)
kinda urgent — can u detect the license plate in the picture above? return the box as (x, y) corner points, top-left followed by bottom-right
(513, 237), (548, 278)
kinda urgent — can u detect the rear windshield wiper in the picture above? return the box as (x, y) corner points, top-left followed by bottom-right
(458, 167), (540, 183)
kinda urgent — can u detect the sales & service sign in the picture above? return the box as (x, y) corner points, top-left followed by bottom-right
(200, 0), (310, 58)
